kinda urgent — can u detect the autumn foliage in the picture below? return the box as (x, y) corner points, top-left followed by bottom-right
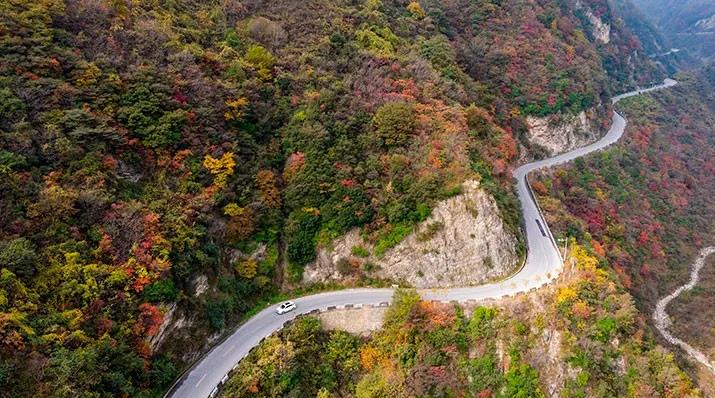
(0, 0), (667, 396)
(534, 69), (715, 307)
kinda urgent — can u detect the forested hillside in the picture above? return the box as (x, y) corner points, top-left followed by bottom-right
(534, 64), (715, 391)
(0, 0), (664, 397)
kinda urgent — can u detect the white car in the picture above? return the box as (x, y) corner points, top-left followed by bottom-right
(276, 301), (297, 315)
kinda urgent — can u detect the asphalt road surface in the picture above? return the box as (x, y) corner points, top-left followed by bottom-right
(166, 78), (677, 398)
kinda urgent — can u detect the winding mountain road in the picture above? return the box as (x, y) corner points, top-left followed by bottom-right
(166, 78), (677, 398)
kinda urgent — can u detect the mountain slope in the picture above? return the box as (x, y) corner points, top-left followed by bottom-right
(609, 0), (701, 72)
(631, 0), (715, 61)
(0, 0), (666, 397)
(535, 64), (715, 393)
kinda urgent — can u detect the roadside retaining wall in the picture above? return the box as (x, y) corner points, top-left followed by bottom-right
(318, 304), (389, 336)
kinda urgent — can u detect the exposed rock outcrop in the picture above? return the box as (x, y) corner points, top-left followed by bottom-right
(192, 274), (209, 297)
(148, 302), (192, 354)
(586, 10), (611, 44)
(576, 0), (611, 44)
(526, 111), (597, 156)
(303, 180), (519, 288)
(695, 13), (715, 31)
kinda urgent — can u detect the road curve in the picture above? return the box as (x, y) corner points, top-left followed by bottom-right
(166, 78), (677, 398)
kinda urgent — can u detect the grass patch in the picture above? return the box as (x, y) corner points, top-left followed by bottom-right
(374, 222), (414, 257)
(351, 245), (370, 258)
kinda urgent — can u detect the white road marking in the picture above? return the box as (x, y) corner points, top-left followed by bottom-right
(196, 373), (207, 387)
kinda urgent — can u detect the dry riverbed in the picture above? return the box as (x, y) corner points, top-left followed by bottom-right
(653, 247), (715, 379)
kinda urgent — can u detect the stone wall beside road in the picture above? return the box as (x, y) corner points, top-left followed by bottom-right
(318, 305), (389, 336)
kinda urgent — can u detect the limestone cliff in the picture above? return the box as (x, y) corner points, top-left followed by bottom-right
(526, 110), (599, 156)
(585, 8), (611, 44)
(574, 0), (612, 44)
(302, 180), (519, 288)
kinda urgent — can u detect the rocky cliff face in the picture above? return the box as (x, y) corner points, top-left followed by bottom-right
(526, 110), (599, 156)
(584, 8), (612, 44)
(302, 180), (519, 288)
(574, 0), (612, 44)
(695, 12), (715, 30)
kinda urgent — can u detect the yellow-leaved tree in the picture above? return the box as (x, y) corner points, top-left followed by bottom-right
(203, 152), (235, 188)
(407, 1), (426, 19)
(235, 258), (257, 279)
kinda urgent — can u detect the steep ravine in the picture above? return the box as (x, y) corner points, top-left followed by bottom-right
(653, 246), (715, 375)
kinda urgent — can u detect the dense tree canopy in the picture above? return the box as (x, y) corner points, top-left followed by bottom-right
(534, 65), (715, 392)
(0, 0), (665, 396)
